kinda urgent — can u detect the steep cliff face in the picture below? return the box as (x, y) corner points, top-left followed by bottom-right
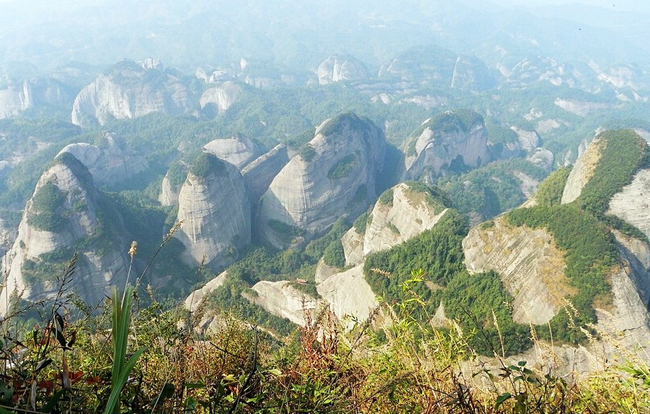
(463, 216), (573, 325)
(608, 169), (650, 240)
(173, 153), (250, 271)
(0, 78), (72, 119)
(379, 46), (494, 91)
(57, 132), (148, 187)
(317, 264), (379, 327)
(199, 81), (243, 116)
(363, 183), (449, 256)
(203, 134), (263, 170)
(317, 55), (370, 85)
(404, 110), (490, 182)
(258, 113), (385, 248)
(241, 143), (289, 204)
(71, 60), (195, 126)
(247, 281), (318, 326)
(560, 137), (604, 204)
(0, 153), (129, 315)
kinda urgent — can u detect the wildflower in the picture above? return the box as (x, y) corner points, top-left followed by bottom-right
(128, 241), (138, 258)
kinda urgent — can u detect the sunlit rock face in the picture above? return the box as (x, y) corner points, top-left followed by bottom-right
(71, 59), (194, 126)
(174, 153), (251, 271)
(202, 133), (263, 170)
(258, 113), (385, 248)
(199, 81), (243, 116)
(57, 132), (148, 187)
(0, 153), (129, 315)
(404, 110), (490, 183)
(0, 78), (72, 119)
(317, 55), (370, 85)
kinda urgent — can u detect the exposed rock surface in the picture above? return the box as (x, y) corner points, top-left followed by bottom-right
(203, 134), (263, 170)
(0, 153), (129, 315)
(57, 132), (148, 187)
(173, 154), (250, 271)
(247, 281), (318, 326)
(561, 138), (604, 204)
(71, 59), (194, 126)
(258, 113), (385, 248)
(184, 271), (228, 312)
(510, 127), (541, 151)
(158, 174), (179, 206)
(379, 46), (494, 91)
(363, 183), (448, 256)
(242, 143), (289, 204)
(527, 148), (554, 170)
(404, 110), (490, 182)
(0, 78), (71, 119)
(608, 169), (650, 240)
(554, 98), (610, 117)
(341, 227), (365, 266)
(317, 55), (370, 85)
(317, 264), (378, 326)
(463, 216), (574, 324)
(199, 81), (243, 115)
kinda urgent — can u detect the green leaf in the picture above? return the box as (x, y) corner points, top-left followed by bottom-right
(495, 392), (512, 408)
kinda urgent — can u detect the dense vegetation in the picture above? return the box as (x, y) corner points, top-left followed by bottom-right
(535, 166), (571, 206)
(507, 204), (617, 343)
(576, 129), (650, 215)
(363, 208), (532, 355)
(438, 159), (548, 222)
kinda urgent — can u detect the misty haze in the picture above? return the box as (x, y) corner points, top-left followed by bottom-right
(1, 1), (650, 412)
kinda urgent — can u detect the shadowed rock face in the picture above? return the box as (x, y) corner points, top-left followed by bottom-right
(174, 154), (250, 271)
(57, 132), (148, 187)
(404, 110), (490, 183)
(258, 113), (386, 248)
(71, 60), (195, 126)
(242, 143), (289, 205)
(0, 153), (129, 315)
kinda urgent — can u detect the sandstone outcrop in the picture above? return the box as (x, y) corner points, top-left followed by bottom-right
(608, 169), (650, 240)
(404, 110), (490, 182)
(317, 264), (379, 327)
(173, 153), (250, 271)
(363, 183), (449, 256)
(71, 59), (195, 126)
(199, 81), (243, 116)
(317, 55), (370, 85)
(0, 78), (71, 119)
(463, 216), (573, 325)
(379, 46), (494, 91)
(57, 132), (148, 187)
(247, 281), (318, 326)
(258, 113), (385, 248)
(0, 153), (129, 315)
(560, 137), (604, 204)
(242, 143), (289, 204)
(203, 134), (263, 170)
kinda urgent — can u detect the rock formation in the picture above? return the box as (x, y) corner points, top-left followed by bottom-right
(241, 143), (289, 204)
(463, 216), (573, 324)
(173, 153), (250, 271)
(202, 134), (263, 170)
(199, 81), (243, 116)
(404, 110), (490, 182)
(0, 152), (129, 315)
(71, 59), (195, 126)
(0, 78), (71, 119)
(379, 46), (494, 91)
(362, 183), (449, 257)
(57, 132), (148, 187)
(258, 113), (385, 248)
(317, 55), (370, 85)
